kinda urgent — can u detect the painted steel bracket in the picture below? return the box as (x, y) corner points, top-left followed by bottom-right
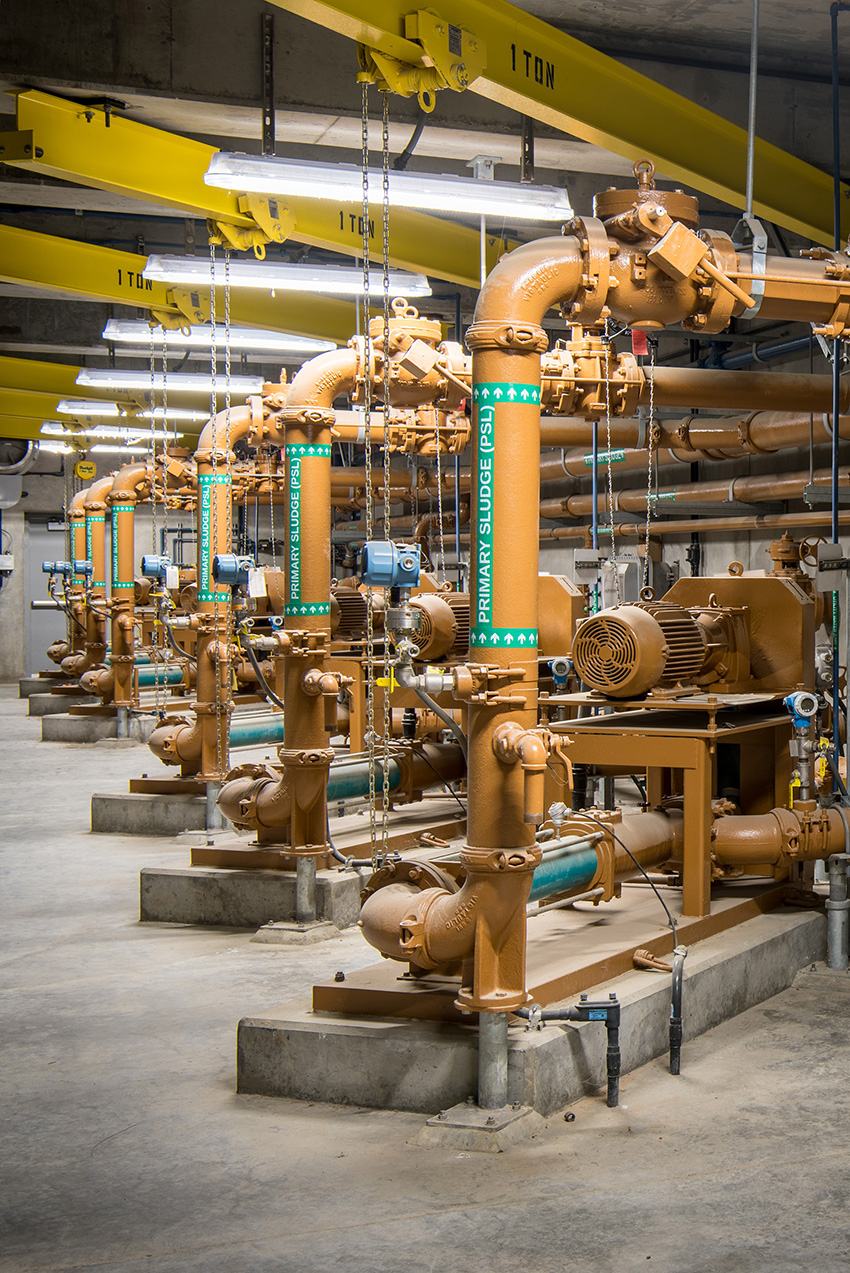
(357, 10), (486, 110)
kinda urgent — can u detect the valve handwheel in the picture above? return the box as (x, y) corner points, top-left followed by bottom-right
(799, 536), (825, 567)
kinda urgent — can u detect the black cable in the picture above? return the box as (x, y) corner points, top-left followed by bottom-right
(411, 745), (467, 816)
(631, 774), (647, 802)
(392, 110), (426, 170)
(578, 811), (678, 946)
(825, 747), (850, 807)
(237, 628), (287, 712)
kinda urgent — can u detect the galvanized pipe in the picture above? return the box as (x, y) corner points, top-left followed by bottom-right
(295, 857), (318, 924)
(477, 1011), (509, 1110)
(826, 854), (850, 971)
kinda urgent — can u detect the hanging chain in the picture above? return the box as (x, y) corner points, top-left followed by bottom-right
(433, 419), (447, 583)
(148, 321), (166, 719)
(360, 81), (378, 866)
(603, 319), (621, 604)
(379, 90), (393, 861)
(643, 341), (656, 590)
(161, 331), (169, 548)
(208, 238), (224, 783)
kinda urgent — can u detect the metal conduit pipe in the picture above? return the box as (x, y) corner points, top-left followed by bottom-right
(540, 411), (850, 456)
(540, 464), (849, 519)
(638, 367), (850, 414)
(539, 509), (850, 543)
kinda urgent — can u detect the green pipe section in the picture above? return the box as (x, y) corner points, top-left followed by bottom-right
(229, 714), (286, 749)
(528, 845), (599, 903)
(137, 665), (185, 689)
(327, 757), (403, 802)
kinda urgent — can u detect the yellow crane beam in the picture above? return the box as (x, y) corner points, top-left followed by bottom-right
(3, 90), (508, 287)
(269, 0), (849, 246)
(0, 223), (359, 344)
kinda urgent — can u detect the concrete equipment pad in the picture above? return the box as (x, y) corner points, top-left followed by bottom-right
(18, 675), (63, 697)
(43, 712), (155, 743)
(140, 864), (362, 929)
(28, 692), (90, 716)
(93, 791), (207, 835)
(236, 907), (826, 1115)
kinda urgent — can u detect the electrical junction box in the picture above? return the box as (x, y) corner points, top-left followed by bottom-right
(0, 553), (14, 572)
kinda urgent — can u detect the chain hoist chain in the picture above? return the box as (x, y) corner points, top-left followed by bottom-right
(360, 81), (378, 866)
(643, 342), (656, 591)
(603, 319), (621, 605)
(208, 239), (224, 783)
(149, 322), (158, 556)
(148, 321), (165, 719)
(161, 332), (169, 546)
(379, 90), (393, 860)
(433, 422), (447, 583)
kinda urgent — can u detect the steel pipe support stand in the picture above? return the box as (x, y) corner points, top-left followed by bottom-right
(826, 853), (850, 970)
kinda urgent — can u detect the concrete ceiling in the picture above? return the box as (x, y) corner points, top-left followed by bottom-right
(512, 0), (849, 81)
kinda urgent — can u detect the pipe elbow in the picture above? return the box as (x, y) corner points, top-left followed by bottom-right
(194, 404), (253, 463)
(80, 666), (113, 696)
(148, 718), (201, 766)
(285, 347), (359, 412)
(469, 235), (585, 338)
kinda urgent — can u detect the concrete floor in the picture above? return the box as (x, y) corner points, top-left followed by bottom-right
(3, 683), (850, 1273)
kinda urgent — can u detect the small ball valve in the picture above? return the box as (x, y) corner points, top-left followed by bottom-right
(213, 554), (255, 588)
(141, 554), (172, 580)
(42, 561), (72, 577)
(360, 540), (421, 589)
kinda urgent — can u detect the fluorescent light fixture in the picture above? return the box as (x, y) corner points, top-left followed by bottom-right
(41, 424), (183, 442)
(90, 444), (151, 454)
(143, 255), (431, 297)
(136, 408), (209, 422)
(102, 319), (336, 355)
(205, 152), (573, 222)
(75, 369), (263, 394)
(57, 399), (121, 417)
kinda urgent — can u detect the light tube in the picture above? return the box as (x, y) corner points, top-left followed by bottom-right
(102, 319), (337, 354)
(205, 152), (573, 222)
(57, 400), (121, 417)
(142, 255), (431, 296)
(75, 369), (263, 394)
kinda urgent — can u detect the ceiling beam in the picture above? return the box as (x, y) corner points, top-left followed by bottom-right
(0, 222), (360, 344)
(270, 0), (849, 246)
(3, 90), (510, 287)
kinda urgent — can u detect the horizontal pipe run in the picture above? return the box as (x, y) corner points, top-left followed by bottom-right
(136, 665), (185, 689)
(229, 713), (286, 750)
(539, 509), (850, 541)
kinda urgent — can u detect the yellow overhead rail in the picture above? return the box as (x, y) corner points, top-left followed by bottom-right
(0, 223), (357, 344)
(270, 0), (849, 246)
(2, 90), (509, 287)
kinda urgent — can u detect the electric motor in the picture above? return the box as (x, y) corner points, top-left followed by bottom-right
(572, 600), (739, 698)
